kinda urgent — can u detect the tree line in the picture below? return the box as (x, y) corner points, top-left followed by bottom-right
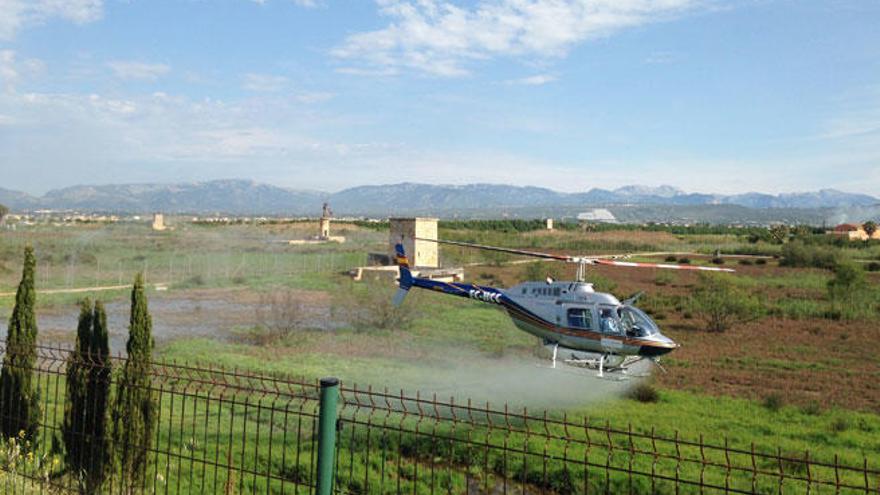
(0, 245), (155, 493)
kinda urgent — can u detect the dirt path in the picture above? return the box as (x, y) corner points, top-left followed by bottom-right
(0, 283), (168, 297)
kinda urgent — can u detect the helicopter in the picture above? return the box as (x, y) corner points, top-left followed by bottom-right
(391, 238), (734, 377)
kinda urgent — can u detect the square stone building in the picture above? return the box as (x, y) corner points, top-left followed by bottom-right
(389, 218), (438, 268)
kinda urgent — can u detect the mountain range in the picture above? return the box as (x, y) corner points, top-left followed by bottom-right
(0, 180), (877, 222)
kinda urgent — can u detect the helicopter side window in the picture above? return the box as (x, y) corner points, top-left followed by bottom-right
(567, 308), (592, 330)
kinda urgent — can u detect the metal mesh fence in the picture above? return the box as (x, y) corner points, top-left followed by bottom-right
(0, 341), (875, 494)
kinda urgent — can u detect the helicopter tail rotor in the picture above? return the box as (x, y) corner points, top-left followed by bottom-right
(392, 243), (414, 306)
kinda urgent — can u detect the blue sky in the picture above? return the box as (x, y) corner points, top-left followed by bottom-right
(1, 0), (879, 195)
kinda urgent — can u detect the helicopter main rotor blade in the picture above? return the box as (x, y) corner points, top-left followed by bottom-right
(415, 237), (734, 272)
(592, 259), (735, 272)
(414, 237), (576, 262)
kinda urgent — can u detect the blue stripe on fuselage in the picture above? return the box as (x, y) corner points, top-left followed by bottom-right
(411, 277), (504, 304)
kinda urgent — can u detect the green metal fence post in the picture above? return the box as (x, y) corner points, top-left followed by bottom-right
(316, 377), (339, 495)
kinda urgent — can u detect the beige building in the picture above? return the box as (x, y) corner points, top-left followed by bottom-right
(389, 218), (438, 268)
(828, 223), (880, 241)
(152, 213), (166, 231)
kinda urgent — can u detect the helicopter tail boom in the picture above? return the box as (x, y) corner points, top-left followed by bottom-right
(392, 243), (414, 306)
(392, 243), (507, 306)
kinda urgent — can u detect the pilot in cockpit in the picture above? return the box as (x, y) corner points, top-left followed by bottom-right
(599, 308), (619, 334)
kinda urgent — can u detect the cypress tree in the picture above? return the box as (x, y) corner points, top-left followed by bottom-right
(112, 273), (155, 491)
(0, 245), (41, 441)
(86, 300), (112, 492)
(62, 299), (112, 492)
(63, 299), (92, 478)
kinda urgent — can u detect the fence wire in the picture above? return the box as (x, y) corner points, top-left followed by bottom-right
(0, 341), (875, 494)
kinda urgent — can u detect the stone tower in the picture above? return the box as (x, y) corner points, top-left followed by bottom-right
(319, 202), (332, 239)
(389, 218), (438, 268)
(152, 213), (166, 231)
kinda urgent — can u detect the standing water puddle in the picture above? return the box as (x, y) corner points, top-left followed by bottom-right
(0, 290), (333, 353)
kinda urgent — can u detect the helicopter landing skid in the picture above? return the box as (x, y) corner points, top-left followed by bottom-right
(563, 356), (644, 377)
(542, 343), (646, 378)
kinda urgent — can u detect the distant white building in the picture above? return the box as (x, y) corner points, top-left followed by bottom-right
(577, 208), (617, 223)
(152, 213), (166, 231)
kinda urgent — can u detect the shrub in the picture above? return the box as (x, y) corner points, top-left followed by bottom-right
(335, 280), (415, 332)
(755, 258), (767, 265)
(738, 259), (753, 266)
(664, 255), (677, 262)
(769, 225), (790, 244)
(689, 273), (764, 332)
(677, 257), (691, 264)
(248, 290), (306, 344)
(522, 261), (561, 281)
(763, 393), (784, 412)
(866, 262), (880, 272)
(801, 401), (822, 415)
(589, 273), (617, 294)
(830, 417), (849, 433)
(780, 241), (840, 269)
(627, 383), (659, 403)
(711, 257), (724, 265)
(182, 274), (205, 287)
(827, 262), (873, 320)
(653, 271), (676, 286)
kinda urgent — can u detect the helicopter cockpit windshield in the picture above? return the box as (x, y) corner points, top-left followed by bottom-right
(619, 306), (659, 337)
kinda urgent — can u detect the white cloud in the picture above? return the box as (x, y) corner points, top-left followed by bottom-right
(0, 50), (16, 92)
(249, 0), (322, 7)
(507, 73), (557, 85)
(0, 89), (358, 181)
(3, 86), (879, 195)
(0, 86), (581, 192)
(241, 73), (334, 101)
(813, 86), (880, 169)
(0, 0), (103, 40)
(644, 50), (677, 64)
(334, 66), (399, 77)
(107, 61), (171, 81)
(242, 73), (288, 92)
(0, 49), (45, 92)
(333, 0), (702, 77)
(294, 91), (334, 103)
(822, 102), (880, 140)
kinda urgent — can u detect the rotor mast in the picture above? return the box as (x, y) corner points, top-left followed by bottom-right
(576, 259), (587, 282)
